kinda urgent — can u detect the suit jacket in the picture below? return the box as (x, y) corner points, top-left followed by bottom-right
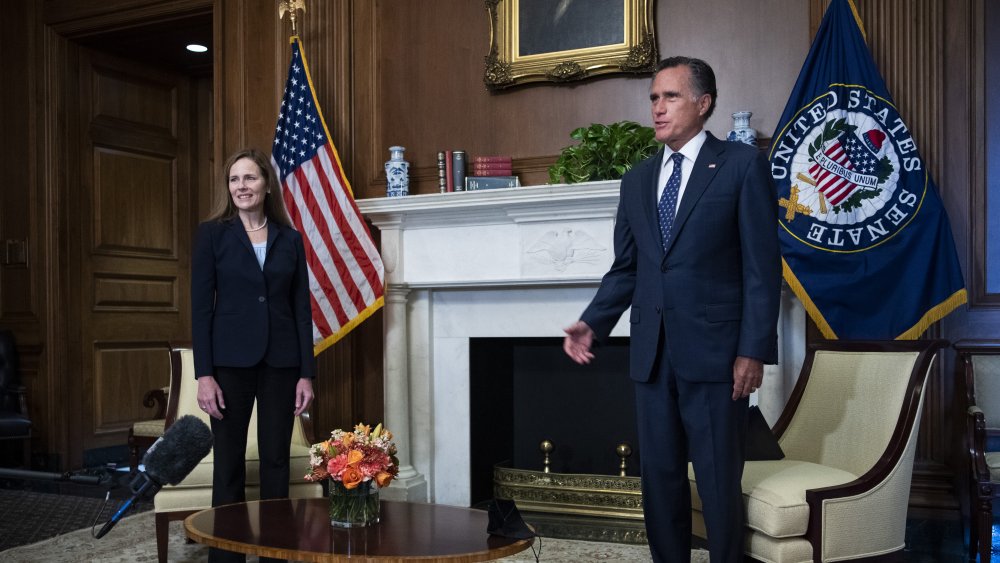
(581, 133), (781, 383)
(191, 217), (316, 379)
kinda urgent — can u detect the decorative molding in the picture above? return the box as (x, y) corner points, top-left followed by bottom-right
(93, 273), (177, 311)
(968, 0), (996, 307)
(494, 465), (644, 519)
(43, 0), (211, 37)
(520, 511), (647, 544)
(524, 228), (607, 273)
(358, 180), (619, 231)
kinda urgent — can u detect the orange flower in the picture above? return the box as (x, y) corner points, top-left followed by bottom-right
(341, 432), (354, 448)
(375, 471), (394, 488)
(346, 449), (364, 465)
(341, 465), (364, 489)
(355, 423), (372, 437)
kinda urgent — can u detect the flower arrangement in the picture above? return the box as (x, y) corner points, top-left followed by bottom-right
(306, 422), (399, 488)
(306, 422), (399, 527)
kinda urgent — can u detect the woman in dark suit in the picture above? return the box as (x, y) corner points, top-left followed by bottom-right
(191, 148), (316, 563)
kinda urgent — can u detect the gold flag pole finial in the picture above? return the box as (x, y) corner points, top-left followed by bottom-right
(278, 0), (307, 35)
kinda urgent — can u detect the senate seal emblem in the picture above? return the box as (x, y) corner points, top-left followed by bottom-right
(770, 85), (927, 253)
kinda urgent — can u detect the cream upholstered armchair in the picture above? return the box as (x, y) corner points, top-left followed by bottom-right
(153, 344), (322, 563)
(689, 339), (947, 562)
(958, 340), (1000, 563)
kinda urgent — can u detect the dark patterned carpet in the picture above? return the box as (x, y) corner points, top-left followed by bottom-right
(0, 486), (152, 552)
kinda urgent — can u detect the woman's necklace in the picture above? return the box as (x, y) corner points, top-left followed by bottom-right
(245, 217), (268, 232)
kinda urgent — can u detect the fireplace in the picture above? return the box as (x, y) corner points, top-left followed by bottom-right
(469, 336), (637, 505)
(356, 181), (805, 507)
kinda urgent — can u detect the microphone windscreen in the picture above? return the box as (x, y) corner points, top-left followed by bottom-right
(142, 415), (213, 485)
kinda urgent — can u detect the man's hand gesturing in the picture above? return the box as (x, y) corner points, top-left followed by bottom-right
(563, 321), (596, 365)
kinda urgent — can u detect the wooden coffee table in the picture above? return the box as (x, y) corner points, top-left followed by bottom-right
(184, 498), (534, 562)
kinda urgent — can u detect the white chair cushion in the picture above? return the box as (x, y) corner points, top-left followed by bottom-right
(973, 355), (1000, 428)
(986, 451), (1000, 482)
(689, 459), (858, 538)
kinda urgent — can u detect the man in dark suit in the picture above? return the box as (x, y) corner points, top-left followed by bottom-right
(564, 57), (781, 563)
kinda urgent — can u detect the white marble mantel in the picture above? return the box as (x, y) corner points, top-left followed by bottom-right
(356, 181), (804, 507)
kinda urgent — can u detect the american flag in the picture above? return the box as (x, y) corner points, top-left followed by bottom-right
(808, 129), (884, 206)
(271, 37), (384, 354)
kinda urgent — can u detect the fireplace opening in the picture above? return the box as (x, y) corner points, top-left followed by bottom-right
(469, 337), (638, 506)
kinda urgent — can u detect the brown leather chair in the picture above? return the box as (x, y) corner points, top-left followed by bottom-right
(958, 340), (1000, 563)
(0, 329), (31, 468)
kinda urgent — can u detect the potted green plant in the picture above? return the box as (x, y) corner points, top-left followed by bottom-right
(548, 120), (661, 184)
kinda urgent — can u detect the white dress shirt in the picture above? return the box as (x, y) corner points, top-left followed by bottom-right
(656, 130), (708, 215)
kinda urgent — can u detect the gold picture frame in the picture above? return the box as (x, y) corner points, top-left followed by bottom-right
(484, 0), (657, 91)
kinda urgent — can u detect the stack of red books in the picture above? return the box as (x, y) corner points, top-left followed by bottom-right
(471, 156), (513, 177)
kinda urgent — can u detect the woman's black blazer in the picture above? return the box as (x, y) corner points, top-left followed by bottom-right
(191, 218), (316, 379)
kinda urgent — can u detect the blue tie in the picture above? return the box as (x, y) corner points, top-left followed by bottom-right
(658, 152), (685, 250)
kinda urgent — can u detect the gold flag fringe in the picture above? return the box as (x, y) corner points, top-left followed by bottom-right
(783, 258), (967, 341)
(896, 289), (967, 340)
(782, 259), (839, 339)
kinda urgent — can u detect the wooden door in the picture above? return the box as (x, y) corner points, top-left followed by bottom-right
(67, 47), (195, 463)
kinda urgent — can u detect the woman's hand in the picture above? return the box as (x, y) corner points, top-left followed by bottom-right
(294, 378), (314, 416)
(197, 376), (226, 420)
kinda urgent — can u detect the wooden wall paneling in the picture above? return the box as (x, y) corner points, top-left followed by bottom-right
(0, 2), (46, 464)
(0, 1), (40, 328)
(941, 0), (988, 526)
(213, 0), (247, 166)
(92, 344), (171, 435)
(349, 0), (380, 200)
(360, 0), (808, 198)
(71, 48), (191, 454)
(970, 0), (999, 308)
(356, 0), (638, 198)
(346, 0), (386, 429)
(193, 76), (214, 221)
(850, 0), (956, 509)
(43, 0), (212, 36)
(58, 37), (87, 469)
(214, 0), (281, 168)
(291, 0), (377, 436)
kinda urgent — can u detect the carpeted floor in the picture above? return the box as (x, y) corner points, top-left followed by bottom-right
(0, 508), (703, 562)
(0, 487), (970, 561)
(0, 487), (681, 562)
(0, 488), (152, 552)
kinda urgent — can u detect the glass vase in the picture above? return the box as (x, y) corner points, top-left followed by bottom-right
(329, 481), (380, 528)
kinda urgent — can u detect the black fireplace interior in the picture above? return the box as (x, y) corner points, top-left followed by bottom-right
(469, 337), (638, 506)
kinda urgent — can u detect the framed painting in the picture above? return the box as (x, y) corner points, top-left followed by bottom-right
(484, 0), (657, 90)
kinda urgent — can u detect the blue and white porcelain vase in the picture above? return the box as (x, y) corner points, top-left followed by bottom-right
(726, 111), (758, 147)
(385, 146), (409, 197)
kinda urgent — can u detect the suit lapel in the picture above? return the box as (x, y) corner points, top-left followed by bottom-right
(264, 220), (280, 268)
(641, 147), (665, 250)
(229, 217), (279, 270)
(229, 218), (254, 255)
(663, 133), (726, 257)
